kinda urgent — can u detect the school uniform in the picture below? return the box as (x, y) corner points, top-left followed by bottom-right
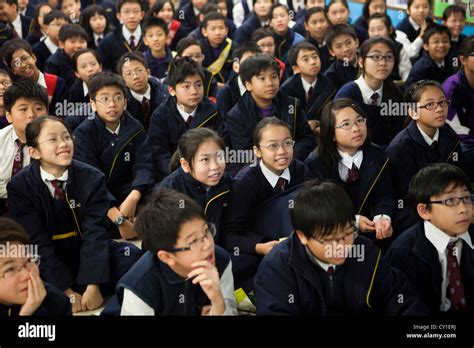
(178, 2), (200, 32)
(280, 73), (337, 122)
(32, 37), (57, 72)
(272, 29), (304, 64)
(405, 52), (456, 88)
(292, 13), (306, 37)
(448, 34), (466, 62)
(216, 74), (245, 117)
(10, 14), (31, 39)
(21, 4), (35, 20)
(67, 79), (89, 104)
(234, 14), (267, 44)
(25, 32), (42, 47)
(255, 232), (428, 315)
(161, 69), (218, 100)
(73, 110), (155, 207)
(159, 168), (232, 240)
(222, 159), (310, 291)
(97, 25), (147, 72)
(148, 96), (223, 179)
(353, 15), (368, 30)
(0, 21), (14, 52)
(125, 78), (169, 131)
(232, 0), (252, 27)
(44, 48), (76, 86)
(353, 24), (369, 45)
(33, 70), (69, 116)
(144, 47), (173, 81)
(226, 91), (315, 162)
(0, 282), (71, 316)
(323, 58), (361, 90)
(396, 16), (433, 63)
(199, 37), (235, 83)
(101, 246), (237, 316)
(334, 77), (405, 145)
(167, 19), (187, 51)
(386, 121), (463, 233)
(306, 36), (332, 74)
(80, 0), (118, 29)
(385, 221), (474, 314)
(87, 32), (106, 51)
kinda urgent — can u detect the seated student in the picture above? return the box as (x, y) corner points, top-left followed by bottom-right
(97, 0), (147, 72)
(80, 4), (110, 50)
(281, 42), (337, 137)
(159, 128), (232, 237)
(234, 0), (272, 45)
(73, 72), (155, 240)
(305, 99), (394, 250)
(406, 24), (456, 88)
(44, 23), (88, 86)
(254, 179), (428, 315)
(385, 163), (474, 314)
(303, 6), (332, 74)
(7, 116), (142, 313)
(0, 217), (71, 316)
(117, 52), (168, 131)
(216, 41), (261, 117)
(251, 28), (288, 81)
(353, 0), (386, 30)
(58, 0), (81, 23)
(146, 0), (186, 51)
(178, 0), (207, 33)
(367, 13), (411, 82)
(68, 48), (102, 104)
(443, 36), (474, 181)
(233, 0), (253, 27)
(326, 0), (368, 45)
(395, 0), (433, 63)
(291, 0), (326, 37)
(31, 11), (70, 72)
(386, 80), (464, 234)
(335, 37), (405, 146)
(198, 11), (234, 85)
(0, 70), (12, 129)
(442, 5), (466, 61)
(142, 16), (172, 81)
(323, 24), (361, 90)
(149, 57), (223, 180)
(227, 54), (315, 161)
(0, 79), (48, 216)
(102, 189), (237, 316)
(1, 39), (68, 115)
(25, 3), (53, 46)
(186, 3), (236, 42)
(174, 38), (218, 101)
(0, 0), (32, 39)
(268, 3), (304, 64)
(222, 117), (310, 291)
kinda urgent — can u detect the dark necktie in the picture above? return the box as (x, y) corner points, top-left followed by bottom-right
(306, 86), (314, 103)
(129, 35), (136, 50)
(447, 242), (468, 310)
(186, 115), (193, 127)
(97, 36), (103, 46)
(431, 140), (438, 152)
(10, 24), (19, 38)
(11, 139), (26, 177)
(327, 266), (335, 278)
(276, 177), (286, 191)
(370, 92), (379, 106)
(142, 97), (150, 130)
(347, 163), (359, 183)
(50, 180), (65, 201)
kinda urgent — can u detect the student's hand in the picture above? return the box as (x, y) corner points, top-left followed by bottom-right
(308, 120), (320, 136)
(358, 216), (376, 233)
(255, 240), (279, 255)
(201, 305), (212, 316)
(217, 82), (225, 90)
(64, 288), (85, 313)
(19, 269), (47, 316)
(118, 219), (138, 240)
(419, 19), (428, 37)
(81, 284), (103, 311)
(187, 261), (226, 315)
(119, 190), (141, 222)
(374, 219), (393, 240)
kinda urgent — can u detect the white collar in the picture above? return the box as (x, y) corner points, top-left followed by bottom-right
(130, 84), (151, 103)
(36, 71), (47, 89)
(177, 104), (197, 123)
(20, 8), (26, 16)
(424, 220), (473, 254)
(8, 125), (22, 144)
(237, 76), (246, 96)
(408, 16), (420, 31)
(93, 32), (104, 41)
(354, 75), (383, 105)
(106, 121), (121, 135)
(305, 246), (334, 272)
(259, 159), (291, 188)
(122, 25), (141, 42)
(12, 13), (21, 27)
(436, 60), (444, 69)
(301, 76), (317, 94)
(43, 36), (58, 54)
(416, 124), (439, 146)
(82, 81), (89, 97)
(40, 166), (68, 182)
(337, 149), (363, 170)
(193, 6), (200, 16)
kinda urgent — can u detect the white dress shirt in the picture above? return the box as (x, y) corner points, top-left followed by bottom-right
(177, 104), (197, 124)
(354, 75), (383, 106)
(301, 76), (317, 96)
(130, 84), (151, 103)
(259, 160), (291, 189)
(11, 13), (22, 38)
(40, 166), (68, 198)
(44, 36), (58, 55)
(417, 124), (439, 146)
(122, 25), (142, 45)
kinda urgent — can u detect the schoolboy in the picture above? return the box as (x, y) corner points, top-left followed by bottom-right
(234, 0), (273, 45)
(0, 0), (31, 39)
(142, 16), (173, 81)
(442, 4), (466, 60)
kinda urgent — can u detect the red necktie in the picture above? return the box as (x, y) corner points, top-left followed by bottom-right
(129, 35), (136, 50)
(347, 163), (359, 183)
(50, 180), (65, 201)
(142, 97), (150, 130)
(447, 242), (468, 310)
(276, 177), (286, 191)
(327, 266), (334, 278)
(10, 24), (19, 38)
(370, 92), (379, 106)
(186, 115), (193, 127)
(11, 139), (26, 177)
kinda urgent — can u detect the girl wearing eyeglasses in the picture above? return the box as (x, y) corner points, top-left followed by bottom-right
(0, 69), (12, 130)
(335, 36), (405, 146)
(7, 116), (143, 314)
(222, 117), (311, 291)
(305, 98), (394, 249)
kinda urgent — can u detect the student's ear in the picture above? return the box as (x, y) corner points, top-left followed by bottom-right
(244, 80), (252, 92)
(252, 145), (262, 159)
(358, 55), (364, 70)
(74, 70), (81, 79)
(146, 68), (151, 77)
(304, 22), (309, 32)
(157, 250), (176, 266)
(408, 106), (419, 120)
(59, 40), (65, 49)
(180, 157), (191, 173)
(201, 27), (208, 38)
(422, 43), (429, 52)
(328, 47), (336, 58)
(295, 230), (309, 245)
(29, 146), (41, 160)
(116, 12), (123, 24)
(5, 111), (12, 124)
(90, 98), (97, 112)
(232, 61), (240, 74)
(416, 203), (431, 221)
(168, 85), (176, 96)
(292, 65), (300, 74)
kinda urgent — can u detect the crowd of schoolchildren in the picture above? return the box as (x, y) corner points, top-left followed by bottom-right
(0, 0), (473, 317)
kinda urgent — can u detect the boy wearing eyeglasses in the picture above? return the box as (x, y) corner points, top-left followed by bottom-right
(255, 179), (428, 315)
(73, 72), (154, 240)
(385, 163), (474, 314)
(0, 79), (48, 216)
(102, 189), (238, 316)
(0, 217), (71, 316)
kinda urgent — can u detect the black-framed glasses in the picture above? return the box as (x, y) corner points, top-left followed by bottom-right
(313, 226), (358, 245)
(167, 223), (216, 253)
(365, 54), (395, 62)
(335, 117), (367, 130)
(418, 99), (450, 110)
(0, 256), (41, 279)
(425, 194), (474, 207)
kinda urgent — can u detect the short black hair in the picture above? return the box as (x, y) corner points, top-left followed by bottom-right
(404, 79), (444, 105)
(116, 51), (149, 75)
(291, 179), (355, 240)
(287, 42), (319, 67)
(0, 38), (33, 70)
(252, 117), (291, 146)
(134, 189), (207, 254)
(58, 23), (88, 42)
(143, 16), (168, 36)
(423, 23), (451, 45)
(202, 11), (227, 29)
(362, 0), (386, 21)
(199, 3), (218, 18)
(147, 0), (175, 21)
(305, 6), (327, 23)
(0, 218), (30, 246)
(72, 48), (102, 72)
(167, 56), (204, 89)
(460, 35), (474, 57)
(176, 37), (202, 57)
(5, 0), (18, 10)
(178, 127), (225, 171)
(408, 163), (470, 214)
(407, 0), (431, 10)
(4, 79), (49, 113)
(44, 10), (70, 25)
(80, 5), (109, 37)
(232, 41), (261, 62)
(117, 0), (143, 13)
(250, 27), (273, 42)
(239, 53), (280, 84)
(325, 24), (358, 50)
(26, 115), (73, 147)
(30, 3), (54, 38)
(56, 0), (80, 11)
(88, 71), (127, 101)
(252, 0), (273, 6)
(368, 13), (395, 40)
(442, 4), (466, 21)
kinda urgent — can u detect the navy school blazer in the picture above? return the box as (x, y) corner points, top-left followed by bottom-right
(31, 39), (51, 72)
(73, 110), (155, 204)
(144, 47), (173, 81)
(44, 49), (76, 86)
(323, 58), (361, 90)
(226, 91), (315, 161)
(306, 36), (333, 74)
(7, 160), (111, 291)
(199, 37), (235, 83)
(216, 74), (241, 117)
(234, 14), (263, 45)
(405, 52), (456, 89)
(67, 79), (89, 104)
